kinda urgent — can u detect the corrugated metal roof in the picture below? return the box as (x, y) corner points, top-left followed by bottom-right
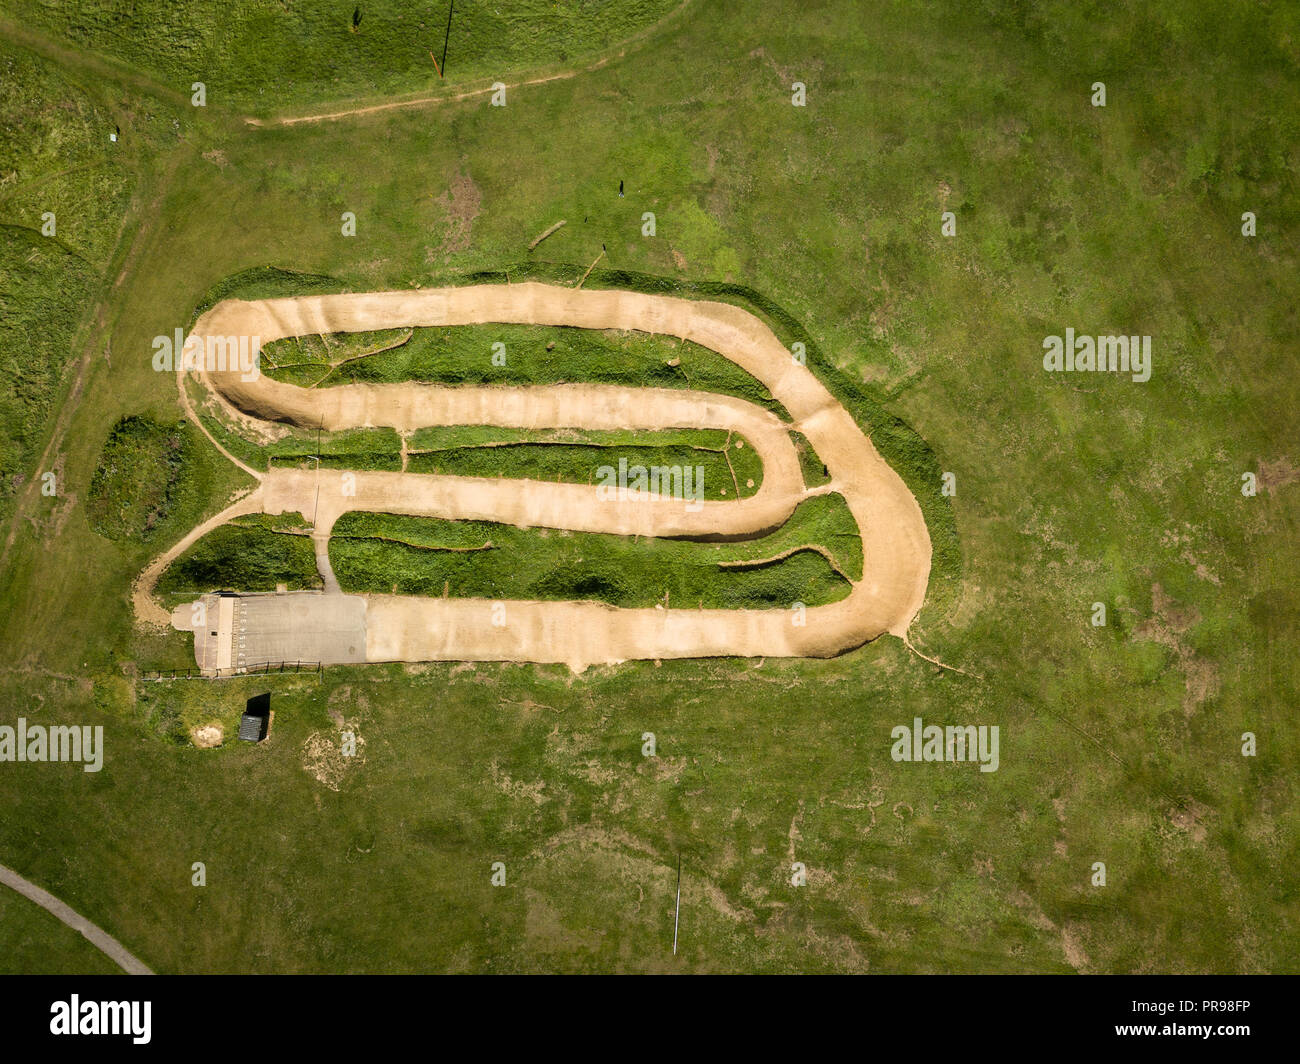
(238, 714), (266, 742)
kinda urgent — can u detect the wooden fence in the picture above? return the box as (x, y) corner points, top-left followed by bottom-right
(141, 661), (322, 680)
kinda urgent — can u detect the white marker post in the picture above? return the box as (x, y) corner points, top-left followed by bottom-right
(673, 855), (682, 955)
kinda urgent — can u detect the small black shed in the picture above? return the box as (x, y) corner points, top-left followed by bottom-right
(238, 693), (271, 743)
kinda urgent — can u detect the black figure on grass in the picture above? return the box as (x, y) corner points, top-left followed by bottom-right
(619, 180), (624, 198)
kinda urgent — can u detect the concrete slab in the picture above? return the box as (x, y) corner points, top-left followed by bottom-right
(174, 593), (225, 674)
(215, 595), (235, 671)
(234, 592), (368, 668)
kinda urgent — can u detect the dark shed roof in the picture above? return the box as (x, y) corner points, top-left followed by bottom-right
(238, 693), (271, 742)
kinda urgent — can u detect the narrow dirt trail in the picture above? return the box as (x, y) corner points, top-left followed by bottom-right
(0, 863), (153, 975)
(133, 490), (262, 627)
(0, 153), (183, 576)
(142, 283), (931, 671)
(243, 0), (696, 128)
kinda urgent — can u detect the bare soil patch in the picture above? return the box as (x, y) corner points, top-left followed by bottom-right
(191, 724), (223, 748)
(431, 170), (481, 257)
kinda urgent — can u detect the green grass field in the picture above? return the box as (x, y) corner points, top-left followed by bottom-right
(0, 887), (120, 974)
(2, 0), (683, 115)
(0, 0), (1296, 974)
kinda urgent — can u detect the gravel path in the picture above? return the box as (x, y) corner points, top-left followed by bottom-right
(0, 863), (152, 975)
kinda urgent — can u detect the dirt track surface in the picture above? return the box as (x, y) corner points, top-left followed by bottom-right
(144, 283), (931, 671)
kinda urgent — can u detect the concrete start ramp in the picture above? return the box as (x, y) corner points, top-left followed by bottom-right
(172, 592), (368, 673)
(148, 283), (933, 674)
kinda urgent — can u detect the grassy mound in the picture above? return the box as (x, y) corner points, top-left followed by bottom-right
(407, 427), (762, 500)
(330, 493), (861, 608)
(156, 514), (321, 595)
(261, 323), (787, 416)
(87, 415), (190, 541)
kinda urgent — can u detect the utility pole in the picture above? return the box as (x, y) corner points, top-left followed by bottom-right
(440, 0), (455, 76)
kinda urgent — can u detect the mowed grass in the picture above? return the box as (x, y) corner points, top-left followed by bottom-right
(0, 0), (1296, 974)
(0, 886), (120, 975)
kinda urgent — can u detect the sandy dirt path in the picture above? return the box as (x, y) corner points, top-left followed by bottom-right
(0, 863), (153, 975)
(143, 283), (930, 670)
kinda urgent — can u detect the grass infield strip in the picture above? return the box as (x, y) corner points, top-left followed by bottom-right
(328, 492), (861, 609)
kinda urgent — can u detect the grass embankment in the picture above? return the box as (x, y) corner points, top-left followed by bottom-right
(261, 322), (789, 417)
(329, 493), (861, 608)
(156, 513), (321, 597)
(790, 430), (832, 489)
(192, 390), (405, 475)
(406, 426), (762, 500)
